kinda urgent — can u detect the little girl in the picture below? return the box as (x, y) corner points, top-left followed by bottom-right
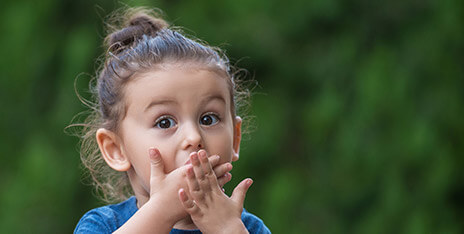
(73, 7), (270, 233)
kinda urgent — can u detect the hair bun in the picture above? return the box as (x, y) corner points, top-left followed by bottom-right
(107, 11), (168, 53)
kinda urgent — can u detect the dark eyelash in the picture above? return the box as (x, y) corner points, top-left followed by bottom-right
(203, 112), (221, 119)
(154, 115), (175, 124)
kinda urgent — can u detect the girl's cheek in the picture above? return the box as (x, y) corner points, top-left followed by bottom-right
(214, 139), (230, 159)
(217, 142), (234, 163)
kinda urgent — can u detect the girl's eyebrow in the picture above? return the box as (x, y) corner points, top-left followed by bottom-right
(201, 94), (226, 105)
(144, 99), (176, 112)
(144, 95), (225, 112)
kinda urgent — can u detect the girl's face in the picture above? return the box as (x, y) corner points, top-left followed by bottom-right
(117, 65), (241, 196)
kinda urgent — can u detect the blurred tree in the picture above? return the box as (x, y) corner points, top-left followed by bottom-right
(0, 0), (462, 233)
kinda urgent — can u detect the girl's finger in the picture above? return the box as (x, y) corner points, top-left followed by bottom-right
(186, 165), (203, 201)
(178, 188), (200, 215)
(198, 150), (218, 189)
(208, 155), (221, 168)
(213, 162), (233, 178)
(198, 150), (214, 175)
(217, 172), (232, 188)
(230, 178), (253, 208)
(190, 152), (212, 193)
(149, 148), (165, 180)
(191, 152), (207, 182)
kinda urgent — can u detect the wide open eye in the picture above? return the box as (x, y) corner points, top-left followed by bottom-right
(200, 113), (219, 126)
(155, 116), (177, 129)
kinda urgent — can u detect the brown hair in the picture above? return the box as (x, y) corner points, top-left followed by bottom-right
(73, 7), (251, 203)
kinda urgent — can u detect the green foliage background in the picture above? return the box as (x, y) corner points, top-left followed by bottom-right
(0, 0), (463, 233)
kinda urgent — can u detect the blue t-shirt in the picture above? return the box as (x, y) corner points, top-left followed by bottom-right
(74, 196), (270, 233)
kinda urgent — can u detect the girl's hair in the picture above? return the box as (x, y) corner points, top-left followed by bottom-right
(75, 7), (250, 203)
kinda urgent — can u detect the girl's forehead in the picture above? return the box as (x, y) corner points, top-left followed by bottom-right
(130, 63), (231, 93)
(124, 66), (232, 110)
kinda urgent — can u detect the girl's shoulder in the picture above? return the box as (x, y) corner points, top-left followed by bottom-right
(74, 198), (270, 234)
(73, 197), (137, 233)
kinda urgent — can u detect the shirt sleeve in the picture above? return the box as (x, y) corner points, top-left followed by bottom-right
(241, 209), (272, 234)
(74, 210), (115, 234)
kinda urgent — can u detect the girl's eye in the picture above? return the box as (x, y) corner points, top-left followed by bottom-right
(200, 114), (219, 126)
(155, 117), (176, 129)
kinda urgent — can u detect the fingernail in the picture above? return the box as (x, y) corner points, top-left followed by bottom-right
(191, 153), (198, 161)
(149, 148), (159, 159)
(199, 151), (207, 160)
(199, 150), (206, 158)
(246, 178), (253, 186)
(179, 189), (186, 201)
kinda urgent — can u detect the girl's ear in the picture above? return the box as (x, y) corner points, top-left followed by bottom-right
(232, 116), (242, 162)
(96, 128), (131, 171)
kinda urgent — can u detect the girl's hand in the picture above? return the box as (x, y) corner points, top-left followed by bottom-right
(178, 150), (252, 234)
(147, 148), (233, 222)
(114, 149), (233, 233)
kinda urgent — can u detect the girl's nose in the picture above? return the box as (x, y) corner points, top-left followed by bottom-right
(181, 122), (203, 150)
